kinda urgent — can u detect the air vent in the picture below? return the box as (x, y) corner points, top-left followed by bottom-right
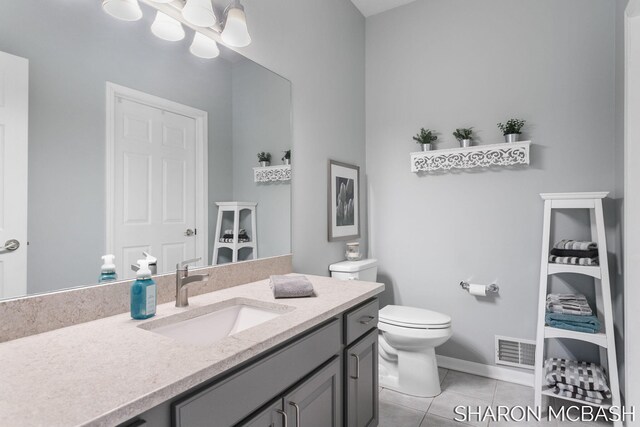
(495, 335), (536, 369)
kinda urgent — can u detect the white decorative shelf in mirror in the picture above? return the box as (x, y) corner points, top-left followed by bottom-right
(254, 165), (292, 182)
(410, 141), (531, 173)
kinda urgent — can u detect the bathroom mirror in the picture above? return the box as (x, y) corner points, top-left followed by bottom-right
(0, 0), (291, 299)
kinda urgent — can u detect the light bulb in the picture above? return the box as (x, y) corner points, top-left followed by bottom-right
(190, 32), (220, 59)
(221, 4), (251, 48)
(102, 0), (142, 21)
(182, 0), (217, 28)
(151, 11), (185, 41)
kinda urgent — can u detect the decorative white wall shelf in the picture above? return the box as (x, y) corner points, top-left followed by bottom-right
(410, 141), (531, 173)
(253, 165), (291, 182)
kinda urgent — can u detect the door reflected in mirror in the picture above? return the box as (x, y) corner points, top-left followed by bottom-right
(0, 0), (291, 299)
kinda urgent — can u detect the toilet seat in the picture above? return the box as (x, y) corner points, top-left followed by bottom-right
(379, 305), (451, 329)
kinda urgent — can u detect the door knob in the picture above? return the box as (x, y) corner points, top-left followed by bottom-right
(0, 239), (20, 252)
(184, 229), (195, 236)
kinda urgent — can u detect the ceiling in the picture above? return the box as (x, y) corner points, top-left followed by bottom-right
(349, 0), (418, 17)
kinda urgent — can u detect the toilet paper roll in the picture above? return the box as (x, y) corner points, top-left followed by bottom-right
(468, 283), (487, 296)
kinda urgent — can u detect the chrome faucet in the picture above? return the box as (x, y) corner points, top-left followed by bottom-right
(175, 258), (210, 308)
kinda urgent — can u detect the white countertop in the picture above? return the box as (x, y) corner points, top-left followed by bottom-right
(0, 275), (383, 427)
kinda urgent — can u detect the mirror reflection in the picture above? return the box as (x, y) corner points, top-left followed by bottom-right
(0, 0), (292, 299)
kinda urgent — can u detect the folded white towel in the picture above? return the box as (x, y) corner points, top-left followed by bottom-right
(270, 275), (315, 299)
(553, 239), (598, 251)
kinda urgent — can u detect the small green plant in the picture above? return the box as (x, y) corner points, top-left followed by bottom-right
(257, 152), (271, 162)
(453, 127), (473, 141)
(412, 128), (438, 146)
(282, 149), (291, 161)
(497, 119), (526, 135)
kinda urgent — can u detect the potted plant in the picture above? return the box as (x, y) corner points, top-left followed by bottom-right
(413, 128), (438, 151)
(257, 152), (271, 167)
(497, 119), (526, 143)
(282, 149), (291, 165)
(453, 127), (473, 148)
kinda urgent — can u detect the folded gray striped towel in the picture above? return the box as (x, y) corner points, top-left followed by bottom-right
(549, 254), (598, 266)
(553, 239), (598, 251)
(544, 358), (611, 404)
(270, 275), (315, 298)
(546, 294), (593, 316)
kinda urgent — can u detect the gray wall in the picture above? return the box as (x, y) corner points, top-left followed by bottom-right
(238, 0), (367, 275)
(366, 0), (620, 367)
(0, 0), (234, 293)
(231, 59), (292, 260)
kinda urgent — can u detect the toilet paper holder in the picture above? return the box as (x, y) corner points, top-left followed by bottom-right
(459, 281), (499, 293)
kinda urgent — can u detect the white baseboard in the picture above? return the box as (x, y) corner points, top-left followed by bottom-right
(436, 355), (534, 387)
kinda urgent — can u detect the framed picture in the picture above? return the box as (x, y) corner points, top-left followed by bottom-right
(328, 160), (360, 241)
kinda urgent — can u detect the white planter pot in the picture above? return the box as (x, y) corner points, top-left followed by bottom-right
(460, 139), (472, 148)
(283, 159), (290, 165)
(259, 161), (270, 167)
(421, 144), (432, 152)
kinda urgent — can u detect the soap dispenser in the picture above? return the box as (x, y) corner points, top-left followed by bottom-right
(130, 259), (157, 320)
(99, 254), (117, 283)
(142, 251), (158, 275)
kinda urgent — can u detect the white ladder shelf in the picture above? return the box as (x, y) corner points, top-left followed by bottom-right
(534, 192), (621, 423)
(212, 202), (257, 265)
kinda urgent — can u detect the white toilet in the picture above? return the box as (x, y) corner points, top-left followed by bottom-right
(329, 259), (452, 398)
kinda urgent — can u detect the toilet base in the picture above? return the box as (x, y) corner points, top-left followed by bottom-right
(379, 346), (442, 398)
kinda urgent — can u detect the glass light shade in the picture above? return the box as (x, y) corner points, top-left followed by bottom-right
(102, 0), (142, 21)
(151, 11), (185, 41)
(221, 6), (251, 47)
(182, 0), (216, 28)
(190, 33), (220, 59)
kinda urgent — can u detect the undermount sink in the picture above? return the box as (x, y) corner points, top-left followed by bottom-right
(142, 300), (291, 346)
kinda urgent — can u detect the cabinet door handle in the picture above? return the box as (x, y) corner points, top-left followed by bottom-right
(289, 402), (301, 427)
(276, 409), (288, 427)
(350, 353), (360, 379)
(358, 315), (375, 324)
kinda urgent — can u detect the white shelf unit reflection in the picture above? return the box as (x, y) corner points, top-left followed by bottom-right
(410, 141), (530, 173)
(253, 165), (291, 182)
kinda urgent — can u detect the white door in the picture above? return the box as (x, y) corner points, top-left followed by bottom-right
(110, 91), (204, 279)
(0, 51), (28, 299)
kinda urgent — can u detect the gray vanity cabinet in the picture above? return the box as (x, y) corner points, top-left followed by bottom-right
(238, 357), (341, 427)
(238, 399), (285, 427)
(283, 357), (342, 427)
(121, 297), (380, 427)
(345, 330), (378, 427)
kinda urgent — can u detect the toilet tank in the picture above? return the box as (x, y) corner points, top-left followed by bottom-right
(329, 259), (378, 282)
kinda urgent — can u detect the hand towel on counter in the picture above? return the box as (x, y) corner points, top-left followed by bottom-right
(544, 358), (611, 404)
(546, 294), (593, 316)
(553, 240), (598, 251)
(270, 275), (315, 299)
(545, 312), (601, 334)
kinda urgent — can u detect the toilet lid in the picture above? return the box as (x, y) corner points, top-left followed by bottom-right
(379, 305), (451, 328)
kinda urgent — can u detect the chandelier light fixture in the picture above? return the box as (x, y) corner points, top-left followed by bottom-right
(190, 32), (221, 59)
(102, 0), (143, 21)
(182, 0), (217, 28)
(151, 11), (185, 42)
(220, 1), (251, 48)
(102, 0), (251, 59)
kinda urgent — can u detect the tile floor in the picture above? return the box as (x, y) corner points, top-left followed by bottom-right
(379, 368), (613, 426)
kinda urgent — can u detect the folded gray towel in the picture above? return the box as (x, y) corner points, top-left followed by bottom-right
(270, 275), (315, 299)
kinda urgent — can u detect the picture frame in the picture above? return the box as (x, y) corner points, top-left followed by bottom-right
(328, 160), (360, 241)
